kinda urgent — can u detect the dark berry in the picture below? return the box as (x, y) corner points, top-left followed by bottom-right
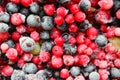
(0, 23), (9, 33)
(5, 39), (15, 48)
(110, 67), (120, 78)
(89, 71), (100, 80)
(56, 0), (70, 4)
(41, 41), (54, 51)
(20, 8), (30, 16)
(40, 31), (50, 40)
(0, 12), (10, 23)
(79, 0), (91, 11)
(70, 66), (81, 77)
(84, 63), (96, 72)
(30, 2), (39, 14)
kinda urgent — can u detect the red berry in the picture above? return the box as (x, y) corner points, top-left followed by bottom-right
(6, 48), (18, 60)
(69, 36), (76, 45)
(0, 43), (9, 53)
(78, 44), (87, 54)
(105, 28), (115, 38)
(51, 56), (63, 69)
(15, 43), (23, 55)
(88, 42), (98, 50)
(98, 0), (113, 10)
(1, 65), (13, 76)
(66, 76), (74, 80)
(56, 7), (68, 17)
(79, 55), (90, 66)
(105, 43), (116, 54)
(90, 0), (99, 7)
(30, 31), (40, 41)
(63, 55), (74, 66)
(71, 0), (80, 3)
(44, 4), (55, 16)
(65, 14), (75, 24)
(54, 15), (64, 26)
(98, 60), (108, 69)
(50, 28), (61, 39)
(84, 47), (93, 56)
(84, 38), (92, 46)
(97, 51), (106, 60)
(116, 9), (120, 19)
(22, 52), (33, 62)
(60, 68), (69, 79)
(74, 75), (85, 80)
(26, 26), (36, 33)
(74, 54), (80, 66)
(32, 56), (41, 65)
(54, 37), (64, 46)
(0, 32), (9, 44)
(98, 69), (109, 80)
(68, 23), (78, 33)
(86, 27), (98, 40)
(52, 45), (64, 57)
(11, 0), (20, 4)
(16, 25), (26, 34)
(115, 28), (120, 37)
(11, 13), (25, 26)
(21, 0), (33, 7)
(74, 11), (86, 22)
(114, 59), (120, 68)
(70, 4), (80, 14)
(100, 24), (107, 32)
(12, 32), (21, 41)
(76, 34), (85, 44)
(39, 51), (50, 62)
(18, 58), (26, 68)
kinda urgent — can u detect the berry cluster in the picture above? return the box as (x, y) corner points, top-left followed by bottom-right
(0, 0), (120, 80)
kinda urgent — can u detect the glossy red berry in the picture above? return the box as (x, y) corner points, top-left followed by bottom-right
(0, 32), (9, 44)
(56, 7), (68, 17)
(39, 51), (50, 62)
(84, 47), (93, 56)
(69, 36), (76, 45)
(70, 4), (80, 14)
(97, 51), (106, 60)
(68, 23), (78, 33)
(30, 31), (40, 41)
(76, 34), (85, 44)
(52, 45), (64, 57)
(6, 48), (18, 60)
(79, 55), (90, 66)
(21, 0), (33, 7)
(1, 65), (13, 76)
(15, 43), (23, 55)
(51, 56), (63, 69)
(54, 37), (64, 46)
(65, 14), (74, 24)
(12, 31), (21, 41)
(44, 4), (55, 16)
(11, 13), (25, 26)
(105, 43), (116, 54)
(60, 68), (69, 79)
(32, 56), (41, 65)
(63, 55), (74, 66)
(90, 0), (99, 7)
(74, 11), (86, 22)
(54, 15), (64, 26)
(50, 28), (61, 39)
(98, 69), (109, 80)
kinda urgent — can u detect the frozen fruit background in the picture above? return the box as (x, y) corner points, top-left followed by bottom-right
(0, 0), (120, 80)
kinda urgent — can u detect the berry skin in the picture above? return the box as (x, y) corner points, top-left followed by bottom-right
(114, 59), (120, 68)
(116, 9), (120, 19)
(95, 35), (108, 47)
(41, 16), (54, 30)
(19, 37), (35, 52)
(89, 71), (100, 80)
(68, 23), (78, 33)
(70, 66), (81, 77)
(66, 76), (74, 80)
(56, 7), (68, 17)
(11, 13), (25, 26)
(5, 39), (15, 48)
(68, 36), (76, 45)
(41, 41), (54, 51)
(11, 0), (20, 4)
(0, 43), (9, 53)
(30, 31), (40, 41)
(70, 4), (80, 14)
(0, 23), (9, 33)
(22, 63), (37, 74)
(6, 2), (19, 13)
(78, 44), (87, 54)
(98, 0), (113, 10)
(63, 55), (74, 66)
(54, 37), (64, 46)
(60, 68), (69, 79)
(79, 0), (91, 11)
(65, 14), (74, 24)
(98, 60), (108, 69)
(22, 52), (33, 62)
(1, 65), (13, 77)
(74, 75), (85, 80)
(21, 0), (33, 7)
(12, 32), (21, 41)
(0, 12), (10, 23)
(52, 45), (63, 57)
(50, 28), (61, 39)
(74, 11), (86, 22)
(44, 4), (55, 16)
(11, 70), (25, 80)
(51, 56), (63, 69)
(56, 0), (70, 4)
(54, 15), (64, 26)
(97, 51), (106, 60)
(84, 63), (96, 72)
(20, 8), (30, 16)
(115, 28), (120, 36)
(86, 27), (98, 40)
(79, 55), (90, 66)
(30, 2), (39, 14)
(110, 67), (120, 78)
(26, 14), (40, 27)
(39, 51), (50, 62)
(32, 56), (41, 65)
(16, 25), (26, 34)
(6, 48), (18, 60)
(40, 31), (50, 40)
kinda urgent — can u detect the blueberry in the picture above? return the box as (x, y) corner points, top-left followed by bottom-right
(0, 12), (10, 23)
(11, 70), (25, 80)
(6, 2), (19, 13)
(40, 31), (50, 40)
(25, 74), (36, 80)
(56, 22), (67, 31)
(30, 2), (39, 14)
(41, 41), (54, 51)
(56, 0), (70, 4)
(0, 23), (9, 32)
(20, 8), (30, 16)
(110, 68), (120, 78)
(79, 0), (91, 11)
(70, 66), (81, 77)
(22, 63), (37, 74)
(84, 63), (96, 72)
(41, 16), (54, 30)
(62, 33), (71, 42)
(111, 0), (120, 13)
(5, 39), (15, 48)
(95, 35), (108, 47)
(26, 14), (41, 27)
(19, 37), (35, 52)
(89, 71), (100, 80)
(63, 43), (77, 55)
(36, 70), (49, 80)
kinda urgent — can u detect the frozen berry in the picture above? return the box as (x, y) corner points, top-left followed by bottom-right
(44, 4), (55, 16)
(21, 0), (33, 7)
(89, 71), (100, 80)
(110, 68), (120, 78)
(0, 23), (9, 33)
(30, 2), (39, 14)
(40, 31), (50, 40)
(70, 66), (81, 77)
(41, 41), (54, 51)
(79, 0), (91, 11)
(0, 12), (10, 23)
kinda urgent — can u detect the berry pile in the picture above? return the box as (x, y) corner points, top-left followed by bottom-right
(0, 0), (120, 80)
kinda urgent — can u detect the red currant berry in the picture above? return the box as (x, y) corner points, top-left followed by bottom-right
(21, 0), (33, 7)
(114, 59), (120, 68)
(66, 76), (74, 80)
(116, 9), (120, 19)
(56, 7), (68, 17)
(22, 52), (33, 62)
(70, 4), (80, 14)
(12, 31), (21, 41)
(39, 51), (50, 62)
(16, 25), (26, 34)
(44, 4), (55, 16)
(63, 55), (74, 66)
(78, 44), (87, 54)
(54, 15), (64, 26)
(74, 11), (86, 22)
(69, 36), (76, 45)
(54, 37), (64, 46)
(18, 58), (26, 68)
(1, 65), (13, 76)
(32, 56), (41, 65)
(74, 75), (85, 80)
(30, 31), (40, 41)
(11, 0), (20, 4)
(60, 68), (69, 79)
(50, 28), (61, 39)
(98, 60), (108, 69)
(65, 14), (75, 24)
(0, 43), (9, 53)
(68, 23), (78, 33)
(0, 32), (9, 44)
(79, 55), (90, 66)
